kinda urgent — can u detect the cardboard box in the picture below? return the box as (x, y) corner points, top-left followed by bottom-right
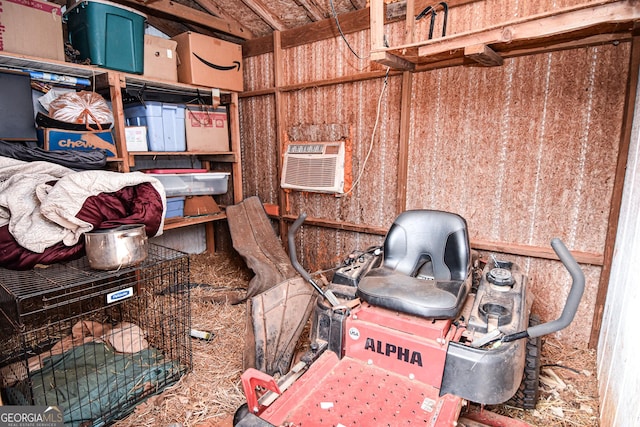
(172, 32), (243, 92)
(0, 0), (65, 61)
(125, 126), (148, 151)
(38, 128), (117, 157)
(185, 105), (229, 152)
(144, 35), (178, 82)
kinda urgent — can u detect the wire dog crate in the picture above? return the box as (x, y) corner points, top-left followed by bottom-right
(0, 244), (192, 427)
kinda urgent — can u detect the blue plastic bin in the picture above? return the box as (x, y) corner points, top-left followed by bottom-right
(65, 0), (146, 74)
(166, 197), (185, 219)
(124, 102), (186, 151)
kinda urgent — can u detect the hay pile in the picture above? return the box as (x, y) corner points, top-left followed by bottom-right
(114, 251), (599, 427)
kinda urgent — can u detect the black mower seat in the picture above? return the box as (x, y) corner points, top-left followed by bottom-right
(357, 210), (471, 319)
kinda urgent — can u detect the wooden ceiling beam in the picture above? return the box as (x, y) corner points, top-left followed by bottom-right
(115, 0), (252, 39)
(241, 0), (287, 31)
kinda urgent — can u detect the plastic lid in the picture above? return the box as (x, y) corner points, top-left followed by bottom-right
(65, 0), (147, 19)
(143, 169), (208, 174)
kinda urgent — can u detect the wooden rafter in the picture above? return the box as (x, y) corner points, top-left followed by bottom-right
(241, 0), (287, 31)
(350, 0), (367, 8)
(115, 0), (251, 39)
(193, 0), (256, 38)
(295, 0), (325, 21)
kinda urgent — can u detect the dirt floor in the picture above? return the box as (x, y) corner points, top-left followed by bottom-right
(113, 251), (600, 427)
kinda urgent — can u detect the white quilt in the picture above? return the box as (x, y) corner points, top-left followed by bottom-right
(0, 157), (166, 253)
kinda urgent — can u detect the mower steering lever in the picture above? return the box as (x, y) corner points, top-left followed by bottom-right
(502, 238), (585, 342)
(288, 213), (340, 307)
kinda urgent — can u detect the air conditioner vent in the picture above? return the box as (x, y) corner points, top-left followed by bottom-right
(281, 142), (345, 194)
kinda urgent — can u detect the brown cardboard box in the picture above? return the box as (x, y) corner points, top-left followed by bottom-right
(185, 105), (229, 152)
(0, 0), (65, 61)
(143, 35), (178, 82)
(172, 32), (243, 92)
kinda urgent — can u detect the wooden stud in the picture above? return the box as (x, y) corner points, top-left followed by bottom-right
(397, 71), (413, 213)
(464, 44), (504, 66)
(370, 0), (386, 52)
(273, 31), (289, 243)
(107, 72), (130, 172)
(229, 92), (244, 202)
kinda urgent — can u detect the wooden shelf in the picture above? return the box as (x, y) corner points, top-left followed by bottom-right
(1, 51), (243, 254)
(163, 211), (227, 231)
(370, 0), (640, 70)
(0, 51), (106, 79)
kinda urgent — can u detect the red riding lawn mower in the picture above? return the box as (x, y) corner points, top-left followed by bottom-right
(234, 210), (585, 427)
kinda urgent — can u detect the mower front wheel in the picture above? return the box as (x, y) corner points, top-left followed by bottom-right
(506, 314), (542, 410)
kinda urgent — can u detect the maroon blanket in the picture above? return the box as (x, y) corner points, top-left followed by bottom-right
(0, 182), (163, 270)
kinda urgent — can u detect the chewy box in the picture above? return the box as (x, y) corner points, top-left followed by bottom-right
(124, 102), (186, 151)
(149, 172), (230, 197)
(65, 0), (146, 74)
(38, 128), (116, 157)
(166, 197), (185, 219)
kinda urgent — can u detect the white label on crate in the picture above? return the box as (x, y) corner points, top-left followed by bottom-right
(107, 287), (135, 304)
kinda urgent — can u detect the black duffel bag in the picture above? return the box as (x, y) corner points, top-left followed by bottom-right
(0, 139), (107, 170)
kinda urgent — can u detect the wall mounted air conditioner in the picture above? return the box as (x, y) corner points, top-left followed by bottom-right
(281, 141), (345, 194)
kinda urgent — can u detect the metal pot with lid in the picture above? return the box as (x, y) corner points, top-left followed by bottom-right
(84, 224), (148, 270)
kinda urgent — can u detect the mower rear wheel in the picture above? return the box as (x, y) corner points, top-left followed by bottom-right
(506, 314), (542, 409)
(233, 403), (250, 425)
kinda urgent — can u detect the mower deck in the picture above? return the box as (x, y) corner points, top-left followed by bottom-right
(259, 351), (462, 426)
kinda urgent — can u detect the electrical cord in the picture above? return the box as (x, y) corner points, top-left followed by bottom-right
(338, 67), (390, 198)
(329, 0), (369, 59)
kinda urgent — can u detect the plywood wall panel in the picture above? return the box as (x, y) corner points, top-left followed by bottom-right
(239, 95), (280, 204)
(282, 30), (384, 85)
(407, 44), (628, 253)
(244, 53), (275, 92)
(295, 224), (385, 273)
(281, 77), (402, 228)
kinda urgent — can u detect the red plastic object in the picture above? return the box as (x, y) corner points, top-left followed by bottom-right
(142, 168), (208, 174)
(260, 351), (463, 426)
(240, 368), (281, 415)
